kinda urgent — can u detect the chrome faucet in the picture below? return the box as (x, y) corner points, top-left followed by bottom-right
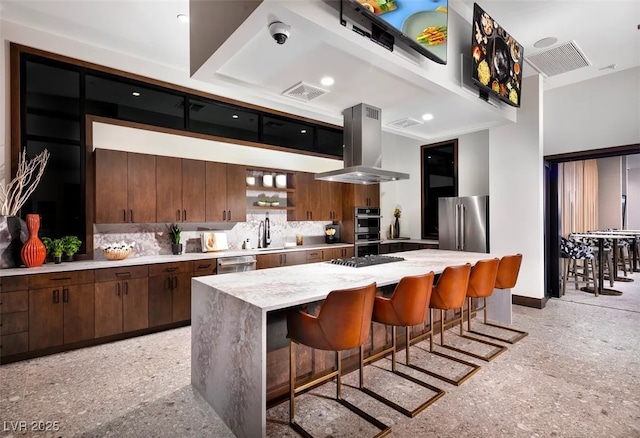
(264, 212), (271, 247)
(258, 221), (264, 248)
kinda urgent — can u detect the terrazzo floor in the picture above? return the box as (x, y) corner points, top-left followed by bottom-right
(1, 273), (639, 438)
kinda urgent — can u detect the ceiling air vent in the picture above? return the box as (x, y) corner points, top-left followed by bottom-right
(281, 82), (328, 102)
(387, 117), (423, 130)
(525, 40), (590, 77)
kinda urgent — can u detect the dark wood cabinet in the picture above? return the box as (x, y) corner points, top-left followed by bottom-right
(182, 159), (206, 222)
(256, 251), (306, 269)
(289, 173), (343, 221)
(95, 149), (156, 223)
(95, 276), (148, 338)
(148, 262), (193, 327)
(28, 282), (94, 351)
(156, 157), (205, 223)
(1, 276), (29, 357)
(323, 246), (354, 260)
(354, 184), (380, 208)
(206, 162), (247, 222)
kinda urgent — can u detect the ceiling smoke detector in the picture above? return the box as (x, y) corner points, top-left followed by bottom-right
(281, 81), (328, 102)
(525, 40), (590, 78)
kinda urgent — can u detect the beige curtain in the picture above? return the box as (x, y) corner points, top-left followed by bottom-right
(560, 160), (598, 237)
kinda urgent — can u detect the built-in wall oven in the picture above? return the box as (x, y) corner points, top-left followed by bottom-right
(354, 207), (381, 257)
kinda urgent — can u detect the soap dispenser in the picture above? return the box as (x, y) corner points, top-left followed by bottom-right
(243, 239), (252, 250)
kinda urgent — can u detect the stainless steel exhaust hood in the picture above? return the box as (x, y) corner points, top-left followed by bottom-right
(315, 103), (409, 184)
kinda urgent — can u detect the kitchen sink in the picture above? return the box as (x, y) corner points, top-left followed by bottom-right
(256, 247), (286, 251)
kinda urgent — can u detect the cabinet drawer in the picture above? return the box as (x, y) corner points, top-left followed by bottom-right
(306, 250), (323, 263)
(1, 332), (28, 357)
(1, 311), (29, 335)
(148, 261), (192, 277)
(95, 265), (149, 283)
(1, 291), (28, 314)
(193, 260), (217, 276)
(1, 276), (28, 293)
(28, 270), (95, 288)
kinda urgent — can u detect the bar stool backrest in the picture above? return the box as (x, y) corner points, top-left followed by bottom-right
(467, 258), (500, 298)
(380, 272), (435, 327)
(495, 254), (523, 289)
(430, 264), (471, 310)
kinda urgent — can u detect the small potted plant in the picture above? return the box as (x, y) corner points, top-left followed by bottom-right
(50, 238), (64, 264)
(42, 237), (53, 263)
(167, 223), (183, 255)
(61, 235), (82, 262)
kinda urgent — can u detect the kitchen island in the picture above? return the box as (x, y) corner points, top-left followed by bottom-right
(191, 248), (512, 438)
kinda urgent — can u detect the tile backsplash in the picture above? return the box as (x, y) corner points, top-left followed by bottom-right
(93, 211), (332, 259)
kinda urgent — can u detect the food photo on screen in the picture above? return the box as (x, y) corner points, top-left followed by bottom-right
(470, 3), (523, 107)
(356, 0), (448, 64)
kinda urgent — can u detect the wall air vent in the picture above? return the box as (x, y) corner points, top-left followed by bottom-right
(281, 81), (328, 102)
(525, 40), (590, 77)
(387, 117), (423, 130)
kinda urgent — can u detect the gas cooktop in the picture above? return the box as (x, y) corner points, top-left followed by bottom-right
(329, 255), (405, 268)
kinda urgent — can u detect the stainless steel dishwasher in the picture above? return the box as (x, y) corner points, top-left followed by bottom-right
(216, 255), (257, 274)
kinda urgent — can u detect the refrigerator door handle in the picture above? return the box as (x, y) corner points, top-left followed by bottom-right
(455, 203), (460, 250)
(460, 203), (465, 251)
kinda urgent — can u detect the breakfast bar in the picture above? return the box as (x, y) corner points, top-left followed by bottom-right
(191, 249), (511, 437)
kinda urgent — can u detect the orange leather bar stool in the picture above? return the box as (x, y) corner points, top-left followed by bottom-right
(444, 258), (507, 362)
(287, 282), (391, 438)
(406, 264), (481, 386)
(467, 254), (528, 344)
(359, 272), (445, 417)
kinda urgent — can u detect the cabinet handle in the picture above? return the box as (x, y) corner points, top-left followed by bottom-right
(197, 263), (211, 269)
(173, 276), (178, 289)
(53, 290), (59, 304)
(183, 210), (187, 221)
(115, 272), (131, 278)
(228, 210), (231, 221)
(130, 209), (134, 222)
(283, 254), (287, 264)
(116, 283), (121, 296)
(166, 267), (178, 272)
(63, 288), (69, 303)
(166, 277), (171, 290)
(177, 210), (181, 222)
(123, 209), (127, 222)
(124, 282), (129, 295)
(223, 210), (226, 221)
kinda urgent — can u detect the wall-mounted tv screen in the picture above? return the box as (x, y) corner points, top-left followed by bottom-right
(342, 0), (448, 65)
(470, 3), (524, 107)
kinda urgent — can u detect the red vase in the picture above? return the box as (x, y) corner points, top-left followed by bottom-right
(20, 214), (46, 268)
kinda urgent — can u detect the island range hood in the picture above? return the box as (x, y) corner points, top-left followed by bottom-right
(315, 103), (410, 184)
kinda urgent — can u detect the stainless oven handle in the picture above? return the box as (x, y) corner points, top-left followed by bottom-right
(354, 241), (381, 246)
(355, 215), (383, 219)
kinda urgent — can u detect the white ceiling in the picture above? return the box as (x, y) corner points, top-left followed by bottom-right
(2, 0), (639, 142)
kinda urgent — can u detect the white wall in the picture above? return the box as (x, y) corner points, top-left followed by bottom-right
(489, 75), (545, 299)
(458, 130), (489, 196)
(628, 168), (640, 229)
(544, 67), (640, 156)
(597, 156), (623, 229)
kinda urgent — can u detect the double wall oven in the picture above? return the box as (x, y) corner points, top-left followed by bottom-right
(354, 207), (381, 257)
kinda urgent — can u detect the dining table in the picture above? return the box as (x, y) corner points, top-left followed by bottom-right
(570, 232), (638, 296)
(590, 230), (640, 273)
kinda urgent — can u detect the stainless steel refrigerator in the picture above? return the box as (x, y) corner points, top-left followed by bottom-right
(438, 196), (489, 253)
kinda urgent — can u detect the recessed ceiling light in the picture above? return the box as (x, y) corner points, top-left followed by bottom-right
(320, 76), (334, 86)
(427, 156), (432, 159)
(422, 113), (434, 121)
(533, 37), (557, 48)
(300, 129), (307, 134)
(132, 91), (141, 97)
(232, 114), (239, 119)
(177, 14), (189, 23)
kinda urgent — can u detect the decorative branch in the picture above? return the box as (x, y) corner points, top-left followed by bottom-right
(0, 149), (50, 216)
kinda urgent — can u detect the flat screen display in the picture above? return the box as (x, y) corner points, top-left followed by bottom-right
(470, 3), (524, 107)
(352, 0), (448, 65)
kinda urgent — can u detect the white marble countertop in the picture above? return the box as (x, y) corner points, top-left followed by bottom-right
(379, 239), (439, 245)
(192, 249), (499, 312)
(0, 242), (353, 277)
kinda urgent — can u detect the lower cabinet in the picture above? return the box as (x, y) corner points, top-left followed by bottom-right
(1, 276), (29, 357)
(148, 262), (193, 327)
(95, 277), (149, 338)
(28, 283), (95, 351)
(256, 251), (306, 269)
(324, 246), (354, 260)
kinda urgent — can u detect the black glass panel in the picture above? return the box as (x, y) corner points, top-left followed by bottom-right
(85, 75), (184, 129)
(26, 61), (80, 116)
(422, 143), (456, 238)
(188, 99), (259, 142)
(262, 116), (314, 151)
(316, 127), (344, 158)
(22, 141), (83, 241)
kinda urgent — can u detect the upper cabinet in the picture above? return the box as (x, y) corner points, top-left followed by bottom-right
(95, 149), (156, 223)
(288, 172), (343, 221)
(206, 162), (247, 222)
(156, 157), (206, 223)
